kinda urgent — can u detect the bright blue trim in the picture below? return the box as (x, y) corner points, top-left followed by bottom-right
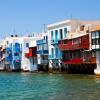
(37, 50), (48, 54)
(37, 39), (48, 45)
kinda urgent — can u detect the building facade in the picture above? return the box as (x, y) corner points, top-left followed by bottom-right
(48, 20), (71, 71)
(5, 36), (22, 71)
(91, 25), (100, 75)
(58, 21), (100, 73)
(36, 33), (49, 71)
(2, 35), (41, 72)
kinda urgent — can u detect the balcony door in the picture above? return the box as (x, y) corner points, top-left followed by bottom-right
(55, 30), (58, 41)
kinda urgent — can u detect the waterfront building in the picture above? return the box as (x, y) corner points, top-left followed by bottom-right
(5, 35), (22, 71)
(47, 19), (92, 71)
(36, 33), (49, 71)
(91, 25), (100, 75)
(58, 20), (100, 73)
(47, 20), (72, 71)
(21, 35), (41, 72)
(0, 40), (7, 70)
(1, 34), (41, 72)
(24, 36), (38, 72)
(58, 30), (96, 73)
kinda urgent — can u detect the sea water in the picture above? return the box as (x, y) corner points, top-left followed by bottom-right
(0, 72), (100, 100)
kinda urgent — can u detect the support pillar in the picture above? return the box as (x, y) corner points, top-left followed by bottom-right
(94, 51), (100, 76)
(49, 60), (53, 72)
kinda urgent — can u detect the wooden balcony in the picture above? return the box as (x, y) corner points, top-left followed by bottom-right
(25, 47), (37, 58)
(58, 34), (89, 51)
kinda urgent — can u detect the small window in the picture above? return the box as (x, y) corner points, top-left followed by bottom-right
(60, 29), (63, 39)
(73, 38), (81, 45)
(46, 36), (48, 42)
(95, 31), (99, 37)
(64, 28), (67, 38)
(33, 58), (34, 64)
(95, 38), (99, 45)
(51, 48), (54, 56)
(43, 44), (48, 50)
(92, 39), (95, 45)
(44, 36), (45, 40)
(26, 43), (29, 47)
(55, 30), (58, 40)
(14, 53), (19, 56)
(37, 46), (39, 51)
(51, 31), (53, 39)
(92, 32), (95, 37)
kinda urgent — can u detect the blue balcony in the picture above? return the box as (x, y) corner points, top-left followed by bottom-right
(43, 39), (47, 44)
(37, 50), (48, 55)
(13, 43), (21, 53)
(6, 47), (12, 62)
(51, 39), (58, 45)
(37, 39), (47, 45)
(37, 40), (43, 45)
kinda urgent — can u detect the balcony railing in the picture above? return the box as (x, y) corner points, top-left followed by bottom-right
(37, 50), (48, 54)
(59, 42), (89, 51)
(25, 47), (37, 58)
(37, 40), (47, 45)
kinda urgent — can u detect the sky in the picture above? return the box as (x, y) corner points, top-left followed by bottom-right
(0, 0), (100, 38)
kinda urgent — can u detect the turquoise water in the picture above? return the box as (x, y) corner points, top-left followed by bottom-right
(0, 72), (100, 100)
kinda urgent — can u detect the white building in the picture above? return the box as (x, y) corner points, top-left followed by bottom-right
(3, 34), (41, 71)
(47, 20), (71, 71)
(36, 33), (49, 71)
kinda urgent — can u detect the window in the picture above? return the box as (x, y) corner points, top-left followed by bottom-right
(60, 29), (63, 39)
(95, 38), (99, 45)
(14, 53), (19, 56)
(95, 31), (99, 37)
(64, 28), (67, 38)
(37, 46), (39, 51)
(44, 36), (45, 40)
(51, 48), (54, 56)
(92, 39), (95, 45)
(46, 36), (48, 42)
(26, 43), (29, 47)
(51, 31), (54, 39)
(55, 48), (58, 57)
(73, 38), (81, 45)
(39, 45), (42, 50)
(33, 58), (34, 64)
(33, 58), (37, 64)
(92, 32), (95, 37)
(55, 30), (58, 40)
(43, 44), (48, 50)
